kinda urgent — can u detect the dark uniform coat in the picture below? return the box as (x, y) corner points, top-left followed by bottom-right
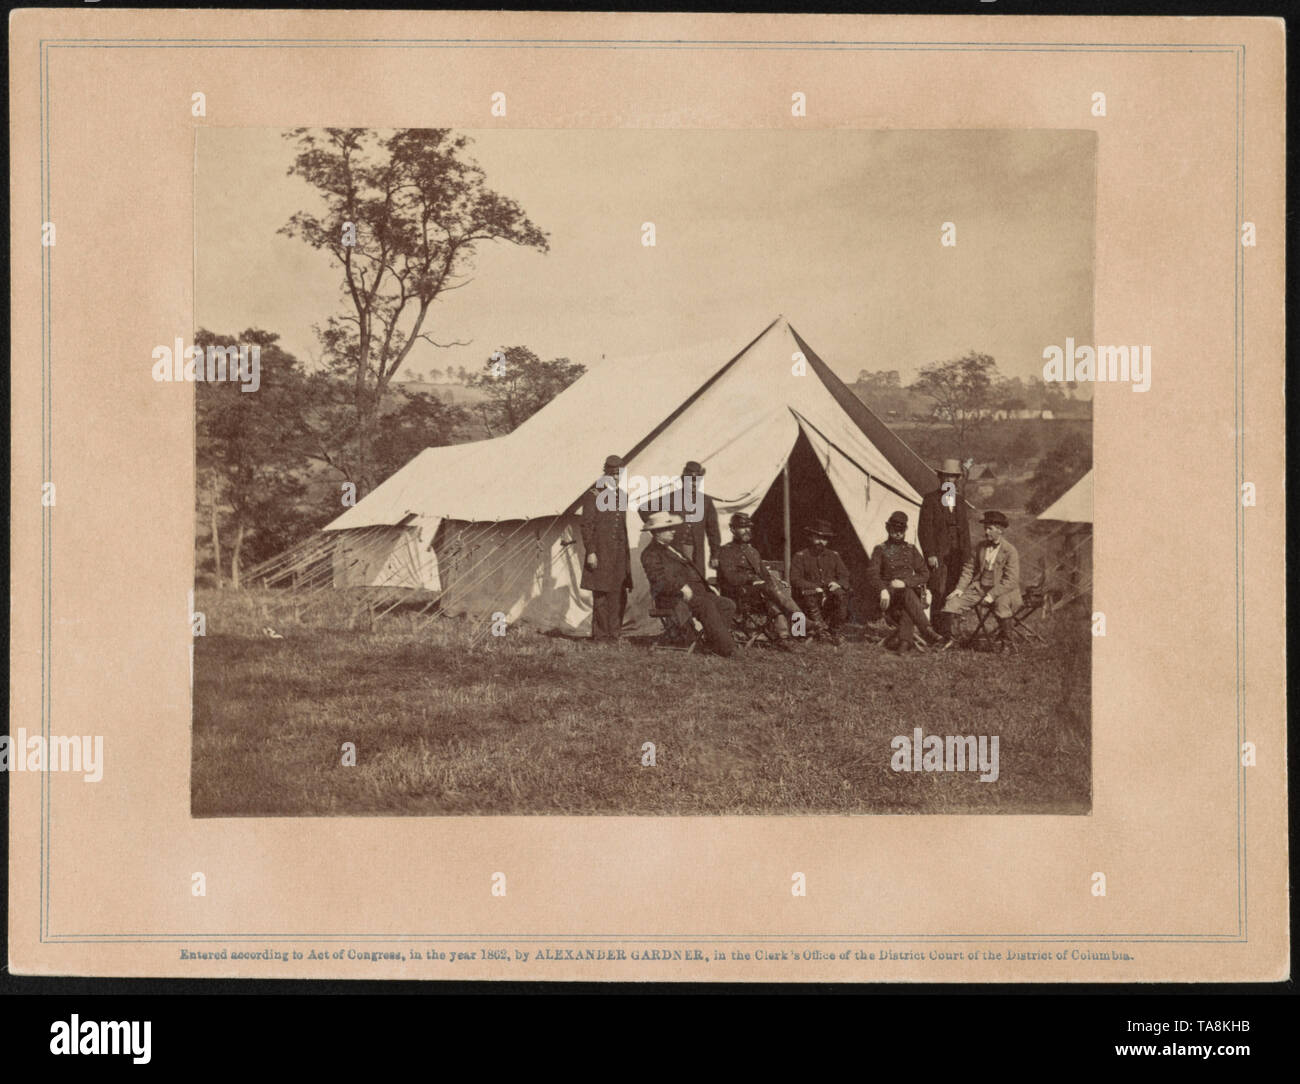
(789, 546), (850, 594)
(671, 489), (721, 577)
(716, 540), (769, 598)
(867, 539), (930, 594)
(578, 484), (632, 593)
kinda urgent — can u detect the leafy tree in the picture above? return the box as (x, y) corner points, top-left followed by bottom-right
(370, 390), (469, 480)
(194, 329), (318, 588)
(1026, 432), (1091, 514)
(1006, 426), (1040, 465)
(467, 346), (585, 434)
(281, 127), (549, 495)
(909, 350), (999, 454)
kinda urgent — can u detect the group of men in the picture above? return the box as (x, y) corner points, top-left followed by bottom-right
(578, 453), (1023, 657)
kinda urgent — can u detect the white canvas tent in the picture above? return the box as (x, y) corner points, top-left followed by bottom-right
(313, 317), (940, 634)
(1036, 469), (1092, 524)
(1034, 468), (1092, 610)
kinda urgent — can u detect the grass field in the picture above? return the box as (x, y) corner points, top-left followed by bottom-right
(191, 589), (1091, 817)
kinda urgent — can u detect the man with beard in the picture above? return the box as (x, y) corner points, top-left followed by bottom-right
(716, 512), (803, 651)
(918, 458), (971, 640)
(789, 519), (851, 646)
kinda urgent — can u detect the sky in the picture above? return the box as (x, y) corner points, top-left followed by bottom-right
(195, 127), (1095, 388)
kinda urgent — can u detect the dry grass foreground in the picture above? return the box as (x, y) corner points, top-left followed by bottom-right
(191, 589), (1091, 816)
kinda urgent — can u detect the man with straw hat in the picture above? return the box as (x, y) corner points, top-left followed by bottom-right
(918, 457), (971, 640)
(641, 510), (736, 657)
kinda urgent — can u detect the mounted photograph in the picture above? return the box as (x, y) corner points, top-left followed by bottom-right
(190, 127), (1095, 817)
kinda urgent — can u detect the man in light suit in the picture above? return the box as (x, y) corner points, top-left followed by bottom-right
(941, 510), (1022, 652)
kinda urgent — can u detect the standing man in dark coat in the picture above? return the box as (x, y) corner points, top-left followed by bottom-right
(789, 519), (851, 646)
(671, 460), (722, 580)
(918, 458), (971, 639)
(869, 510), (944, 653)
(579, 453), (633, 643)
(641, 511), (736, 657)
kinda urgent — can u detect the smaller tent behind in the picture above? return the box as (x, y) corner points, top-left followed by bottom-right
(1035, 469), (1092, 608)
(1037, 469), (1092, 524)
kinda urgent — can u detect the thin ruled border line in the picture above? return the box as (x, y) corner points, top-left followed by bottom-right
(36, 36), (1247, 945)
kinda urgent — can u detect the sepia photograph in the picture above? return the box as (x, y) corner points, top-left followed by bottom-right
(9, 7), (1285, 989)
(190, 127), (1096, 817)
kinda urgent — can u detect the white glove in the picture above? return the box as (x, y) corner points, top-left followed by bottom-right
(681, 585), (693, 601)
(879, 590), (891, 610)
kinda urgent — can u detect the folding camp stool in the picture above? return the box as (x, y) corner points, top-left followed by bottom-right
(1007, 584), (1048, 646)
(966, 601), (1004, 652)
(650, 606), (705, 653)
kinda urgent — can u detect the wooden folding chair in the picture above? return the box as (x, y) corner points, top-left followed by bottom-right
(729, 594), (769, 649)
(650, 606), (704, 653)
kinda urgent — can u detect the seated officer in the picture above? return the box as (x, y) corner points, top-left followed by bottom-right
(716, 512), (803, 651)
(789, 519), (851, 646)
(941, 510), (1023, 652)
(640, 510), (736, 657)
(868, 510), (944, 654)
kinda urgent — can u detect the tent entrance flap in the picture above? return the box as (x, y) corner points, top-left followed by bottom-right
(750, 429), (874, 613)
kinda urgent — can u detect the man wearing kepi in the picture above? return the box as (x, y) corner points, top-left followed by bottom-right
(717, 512), (803, 651)
(869, 510), (944, 654)
(918, 458), (971, 640)
(671, 460), (722, 580)
(790, 519), (851, 646)
(942, 510), (1022, 651)
(641, 511), (736, 657)
(579, 453), (633, 644)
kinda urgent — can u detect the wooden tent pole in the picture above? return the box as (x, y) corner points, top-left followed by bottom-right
(782, 461), (792, 580)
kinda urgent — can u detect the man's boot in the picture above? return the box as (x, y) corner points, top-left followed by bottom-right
(996, 616), (1014, 653)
